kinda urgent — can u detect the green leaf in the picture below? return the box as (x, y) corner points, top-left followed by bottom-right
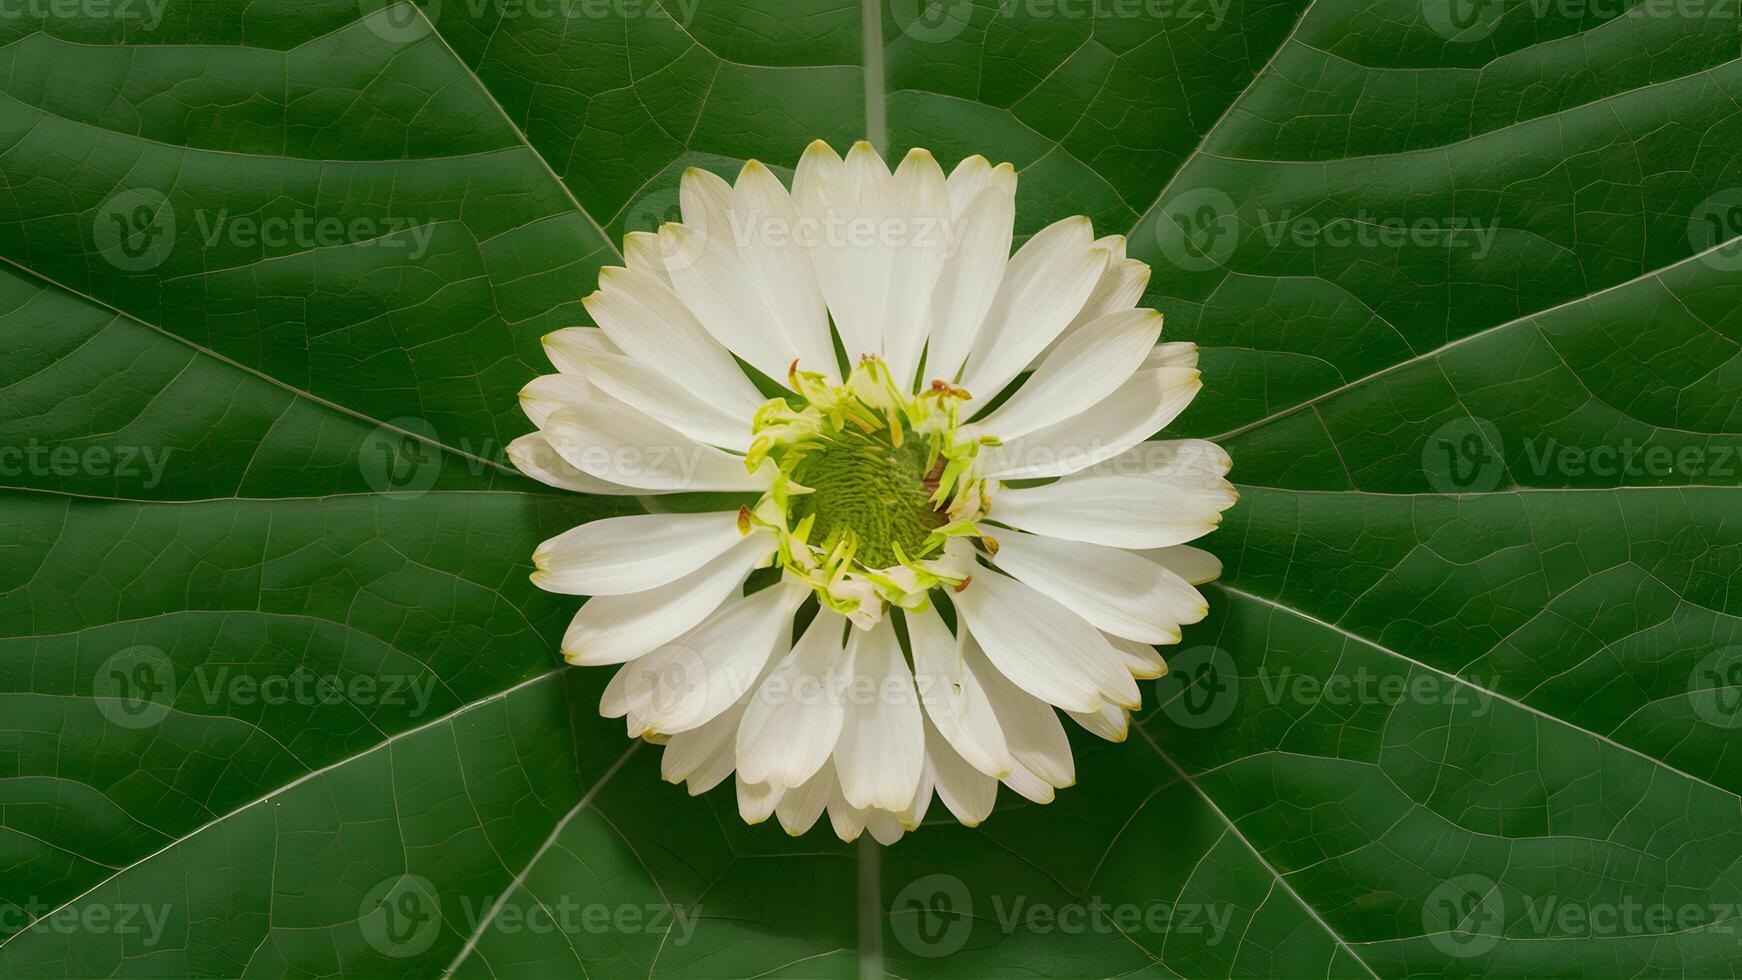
(1, 0), (1739, 977)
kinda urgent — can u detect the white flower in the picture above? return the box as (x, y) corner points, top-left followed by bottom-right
(512, 140), (1238, 843)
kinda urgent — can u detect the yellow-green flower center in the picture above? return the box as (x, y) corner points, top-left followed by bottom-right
(740, 357), (997, 626)
(786, 423), (944, 569)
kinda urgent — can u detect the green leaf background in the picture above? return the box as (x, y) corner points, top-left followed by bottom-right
(1, 0), (1740, 976)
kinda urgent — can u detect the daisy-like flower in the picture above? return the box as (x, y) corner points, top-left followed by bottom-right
(511, 140), (1237, 844)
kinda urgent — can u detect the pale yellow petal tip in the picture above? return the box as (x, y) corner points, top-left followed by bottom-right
(560, 648), (585, 666)
(743, 814), (770, 826)
(783, 823), (807, 837)
(803, 138), (837, 155)
(1108, 730), (1129, 744)
(901, 146), (937, 165)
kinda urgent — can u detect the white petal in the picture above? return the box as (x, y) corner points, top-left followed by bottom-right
(879, 148), (952, 384)
(543, 326), (620, 375)
(899, 761), (935, 829)
(826, 778), (865, 842)
(799, 173), (884, 363)
(993, 439), (1237, 547)
(907, 604), (1012, 778)
(775, 762), (835, 836)
(1031, 254), (1149, 368)
(737, 775), (784, 824)
(957, 216), (1107, 403)
(661, 698), (741, 791)
(841, 140), (890, 201)
(584, 267), (763, 415)
(979, 366), (1202, 480)
(967, 637), (1075, 789)
(1142, 544), (1223, 585)
(833, 617), (925, 811)
(1066, 701), (1129, 742)
(865, 809), (907, 845)
(532, 511), (746, 597)
(792, 139), (846, 204)
(976, 309), (1163, 440)
(507, 432), (651, 496)
(660, 221), (799, 385)
(622, 231), (672, 286)
(1145, 340), (1198, 370)
(926, 717), (998, 827)
(1107, 634), (1167, 679)
(561, 531), (774, 666)
(578, 353), (752, 451)
(953, 570), (1139, 711)
(990, 531), (1208, 644)
(943, 154), (1009, 216)
(736, 609), (850, 789)
(543, 402), (769, 492)
(615, 581), (803, 734)
(1001, 760), (1057, 804)
(732, 160), (839, 378)
(678, 165), (735, 238)
(519, 374), (592, 430)
(923, 177), (1015, 385)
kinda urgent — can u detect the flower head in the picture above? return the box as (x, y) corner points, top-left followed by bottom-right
(512, 140), (1237, 843)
